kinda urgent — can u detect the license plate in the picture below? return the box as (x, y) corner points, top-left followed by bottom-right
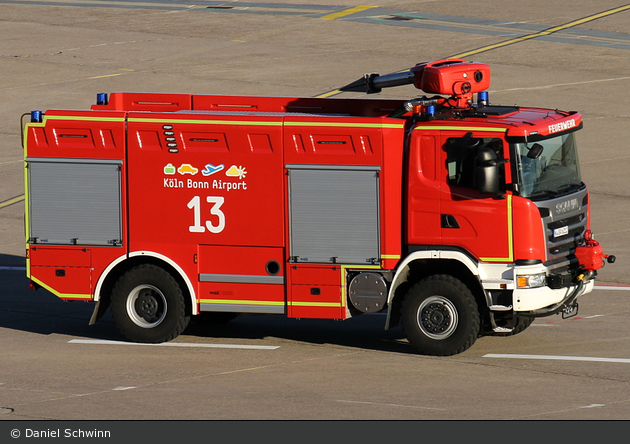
(553, 226), (569, 238)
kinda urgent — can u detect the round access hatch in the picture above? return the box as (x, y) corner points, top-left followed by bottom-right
(348, 272), (387, 313)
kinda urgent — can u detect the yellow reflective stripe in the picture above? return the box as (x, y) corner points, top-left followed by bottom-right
(288, 301), (342, 308)
(29, 276), (91, 300)
(414, 126), (507, 132)
(23, 124), (34, 248)
(128, 117), (282, 126)
(285, 121), (404, 129)
(480, 195), (514, 262)
(198, 299), (342, 308)
(381, 254), (400, 260)
(198, 299), (284, 306)
(44, 115), (125, 123)
(34, 115), (404, 129)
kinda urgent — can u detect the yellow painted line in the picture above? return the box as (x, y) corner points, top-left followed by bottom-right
(452, 4), (630, 59)
(321, 5), (376, 20)
(89, 73), (124, 79)
(0, 195), (24, 209)
(480, 194), (514, 263)
(318, 5), (630, 98)
(316, 90), (343, 98)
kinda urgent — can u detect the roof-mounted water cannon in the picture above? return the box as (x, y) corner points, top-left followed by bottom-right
(340, 58), (491, 110)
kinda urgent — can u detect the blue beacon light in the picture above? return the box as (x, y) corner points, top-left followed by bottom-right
(478, 91), (489, 106)
(96, 93), (109, 105)
(30, 110), (43, 123)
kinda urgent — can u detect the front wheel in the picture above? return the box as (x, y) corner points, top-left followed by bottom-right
(401, 275), (480, 356)
(111, 264), (190, 343)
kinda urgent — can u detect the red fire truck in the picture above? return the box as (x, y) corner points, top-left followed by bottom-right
(23, 59), (614, 356)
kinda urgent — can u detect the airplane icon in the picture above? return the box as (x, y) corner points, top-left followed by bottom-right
(202, 164), (225, 176)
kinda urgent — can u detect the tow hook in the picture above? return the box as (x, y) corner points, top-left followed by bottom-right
(561, 273), (588, 319)
(562, 302), (579, 319)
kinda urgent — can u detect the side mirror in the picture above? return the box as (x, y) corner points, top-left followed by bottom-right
(477, 147), (502, 195)
(527, 143), (544, 159)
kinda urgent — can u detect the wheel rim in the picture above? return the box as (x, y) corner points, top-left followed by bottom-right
(126, 285), (167, 328)
(417, 296), (458, 340)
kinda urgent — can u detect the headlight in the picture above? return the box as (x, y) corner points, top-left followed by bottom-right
(517, 273), (547, 289)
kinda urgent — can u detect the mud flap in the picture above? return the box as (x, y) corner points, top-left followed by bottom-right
(89, 299), (110, 325)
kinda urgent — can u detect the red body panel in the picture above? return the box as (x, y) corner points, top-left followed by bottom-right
(26, 110), (127, 160)
(512, 197), (547, 261)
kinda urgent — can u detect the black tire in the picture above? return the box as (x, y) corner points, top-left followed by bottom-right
(110, 264), (190, 343)
(401, 275), (480, 356)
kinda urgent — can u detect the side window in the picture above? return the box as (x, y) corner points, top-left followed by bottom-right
(446, 135), (504, 190)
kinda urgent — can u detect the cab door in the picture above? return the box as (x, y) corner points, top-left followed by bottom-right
(438, 131), (513, 262)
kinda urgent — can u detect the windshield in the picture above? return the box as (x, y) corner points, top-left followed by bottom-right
(512, 133), (582, 199)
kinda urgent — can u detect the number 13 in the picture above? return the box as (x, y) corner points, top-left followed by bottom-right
(187, 196), (226, 233)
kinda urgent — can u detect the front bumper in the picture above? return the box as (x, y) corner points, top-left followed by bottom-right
(480, 262), (595, 313)
(513, 278), (593, 314)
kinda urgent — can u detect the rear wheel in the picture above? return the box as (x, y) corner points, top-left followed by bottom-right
(111, 264), (190, 343)
(401, 275), (480, 356)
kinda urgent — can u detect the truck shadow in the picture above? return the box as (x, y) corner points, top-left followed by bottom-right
(1, 254), (413, 354)
(184, 313), (413, 355)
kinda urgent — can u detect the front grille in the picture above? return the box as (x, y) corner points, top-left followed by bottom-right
(538, 190), (589, 277)
(546, 213), (587, 258)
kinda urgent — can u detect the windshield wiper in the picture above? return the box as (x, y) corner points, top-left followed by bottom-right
(529, 189), (558, 199)
(557, 182), (585, 194)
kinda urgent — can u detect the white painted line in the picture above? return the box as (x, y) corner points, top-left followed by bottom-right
(484, 353), (630, 364)
(112, 386), (137, 391)
(69, 339), (279, 350)
(495, 76), (630, 93)
(335, 399), (446, 411)
(594, 285), (630, 291)
(580, 404), (605, 409)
